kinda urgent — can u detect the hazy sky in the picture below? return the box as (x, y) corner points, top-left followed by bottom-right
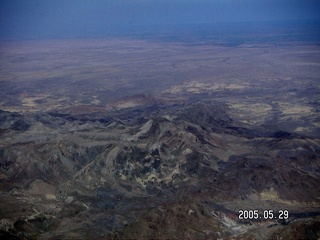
(1, 0), (320, 39)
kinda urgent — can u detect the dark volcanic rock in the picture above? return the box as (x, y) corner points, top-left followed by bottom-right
(271, 130), (298, 139)
(96, 187), (124, 209)
(0, 110), (24, 130)
(14, 119), (30, 131)
(178, 101), (233, 130)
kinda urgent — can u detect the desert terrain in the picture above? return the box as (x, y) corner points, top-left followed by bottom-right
(0, 29), (319, 239)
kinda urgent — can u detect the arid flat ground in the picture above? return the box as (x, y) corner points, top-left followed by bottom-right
(0, 39), (319, 136)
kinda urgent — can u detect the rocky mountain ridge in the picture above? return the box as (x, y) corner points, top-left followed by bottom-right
(0, 99), (319, 239)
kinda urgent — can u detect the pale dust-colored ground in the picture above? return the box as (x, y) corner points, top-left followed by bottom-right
(278, 102), (313, 116)
(164, 81), (248, 94)
(21, 96), (45, 108)
(230, 102), (273, 124)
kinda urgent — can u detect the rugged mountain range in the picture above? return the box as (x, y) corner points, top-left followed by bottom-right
(0, 98), (319, 239)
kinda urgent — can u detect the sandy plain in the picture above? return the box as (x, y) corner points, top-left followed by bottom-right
(0, 38), (319, 136)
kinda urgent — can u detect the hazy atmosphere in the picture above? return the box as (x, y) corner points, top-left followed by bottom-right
(1, 0), (320, 39)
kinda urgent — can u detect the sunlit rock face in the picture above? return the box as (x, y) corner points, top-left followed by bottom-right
(0, 98), (319, 239)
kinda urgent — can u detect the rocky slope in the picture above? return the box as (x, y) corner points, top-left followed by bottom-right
(0, 99), (319, 239)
